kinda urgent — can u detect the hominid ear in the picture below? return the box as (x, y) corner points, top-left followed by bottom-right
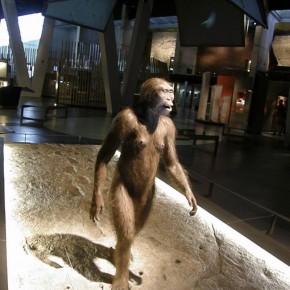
(144, 93), (156, 102)
(144, 94), (151, 102)
(149, 92), (160, 101)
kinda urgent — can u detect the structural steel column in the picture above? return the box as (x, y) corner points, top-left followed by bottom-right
(197, 72), (211, 120)
(117, 4), (129, 50)
(247, 71), (268, 134)
(32, 17), (55, 98)
(99, 15), (121, 114)
(1, 0), (31, 92)
(121, 0), (153, 107)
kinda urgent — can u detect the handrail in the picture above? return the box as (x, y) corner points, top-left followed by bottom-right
(2, 132), (101, 144)
(186, 167), (290, 235)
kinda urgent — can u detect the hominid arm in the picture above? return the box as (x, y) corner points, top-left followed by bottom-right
(162, 118), (197, 213)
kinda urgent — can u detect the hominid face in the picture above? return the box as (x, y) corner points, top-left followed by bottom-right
(152, 83), (174, 116)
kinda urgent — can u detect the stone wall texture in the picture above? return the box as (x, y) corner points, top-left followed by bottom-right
(150, 31), (177, 65)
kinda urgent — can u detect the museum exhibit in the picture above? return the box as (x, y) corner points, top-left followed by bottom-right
(0, 0), (290, 289)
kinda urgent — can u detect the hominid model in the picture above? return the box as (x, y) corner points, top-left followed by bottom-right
(90, 77), (197, 289)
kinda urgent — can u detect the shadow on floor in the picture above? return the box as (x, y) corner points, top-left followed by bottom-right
(25, 233), (142, 286)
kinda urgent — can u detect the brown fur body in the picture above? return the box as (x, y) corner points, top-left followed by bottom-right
(90, 78), (197, 289)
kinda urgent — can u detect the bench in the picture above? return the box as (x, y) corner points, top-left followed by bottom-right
(20, 104), (68, 125)
(195, 119), (226, 135)
(191, 134), (219, 154)
(224, 126), (246, 138)
(177, 129), (219, 155)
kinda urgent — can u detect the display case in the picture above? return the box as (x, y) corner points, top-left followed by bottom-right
(0, 77), (21, 107)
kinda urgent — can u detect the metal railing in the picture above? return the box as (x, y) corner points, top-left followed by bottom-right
(1, 133), (102, 145)
(186, 167), (290, 236)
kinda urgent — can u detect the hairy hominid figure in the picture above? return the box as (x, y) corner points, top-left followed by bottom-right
(90, 77), (197, 289)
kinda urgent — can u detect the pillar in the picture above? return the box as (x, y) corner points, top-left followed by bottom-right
(197, 72), (211, 120)
(250, 13), (277, 77)
(247, 72), (268, 134)
(121, 0), (153, 107)
(98, 15), (121, 114)
(173, 33), (197, 74)
(116, 4), (130, 51)
(1, 0), (31, 94)
(31, 17), (55, 98)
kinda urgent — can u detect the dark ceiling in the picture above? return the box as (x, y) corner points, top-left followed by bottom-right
(0, 0), (175, 20)
(0, 0), (290, 21)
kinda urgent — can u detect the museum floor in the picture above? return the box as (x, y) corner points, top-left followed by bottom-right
(1, 104), (290, 289)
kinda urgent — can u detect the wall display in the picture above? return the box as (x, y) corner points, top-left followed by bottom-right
(271, 23), (290, 67)
(175, 0), (245, 47)
(195, 25), (255, 74)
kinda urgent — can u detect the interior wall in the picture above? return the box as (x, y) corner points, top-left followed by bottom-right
(150, 31), (177, 66)
(51, 20), (78, 50)
(79, 27), (99, 44)
(271, 22), (290, 67)
(195, 25), (255, 74)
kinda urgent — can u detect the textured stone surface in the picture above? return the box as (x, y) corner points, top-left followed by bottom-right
(272, 35), (290, 66)
(4, 143), (290, 290)
(150, 31), (177, 64)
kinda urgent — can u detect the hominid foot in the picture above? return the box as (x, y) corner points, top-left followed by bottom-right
(111, 280), (131, 290)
